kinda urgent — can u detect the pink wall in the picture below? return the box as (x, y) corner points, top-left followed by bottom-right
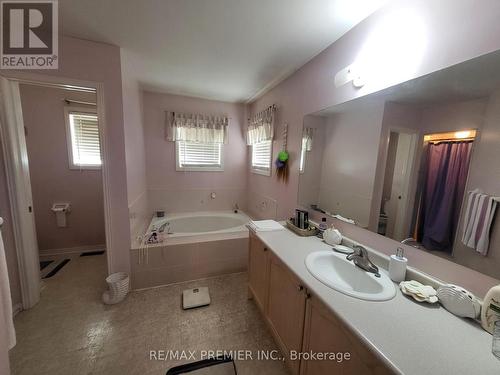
(19, 84), (105, 252)
(120, 50), (150, 238)
(121, 49), (148, 206)
(449, 93), (500, 278)
(0, 36), (131, 303)
(0, 35), (131, 372)
(248, 0), (500, 295)
(318, 103), (385, 228)
(142, 91), (247, 214)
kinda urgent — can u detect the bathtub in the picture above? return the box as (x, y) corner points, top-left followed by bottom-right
(146, 211), (250, 241)
(131, 211), (250, 289)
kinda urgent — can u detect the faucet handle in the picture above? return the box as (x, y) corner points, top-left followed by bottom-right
(352, 245), (367, 256)
(346, 246), (361, 261)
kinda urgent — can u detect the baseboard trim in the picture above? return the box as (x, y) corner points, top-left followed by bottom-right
(39, 244), (106, 257)
(12, 303), (22, 317)
(131, 271), (247, 292)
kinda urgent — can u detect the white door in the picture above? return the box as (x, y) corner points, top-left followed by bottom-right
(0, 76), (40, 309)
(391, 132), (417, 240)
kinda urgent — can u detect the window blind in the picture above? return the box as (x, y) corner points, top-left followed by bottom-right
(69, 112), (101, 166)
(177, 141), (222, 169)
(252, 140), (272, 171)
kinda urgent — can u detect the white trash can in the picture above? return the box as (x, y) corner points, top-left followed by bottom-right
(102, 272), (129, 305)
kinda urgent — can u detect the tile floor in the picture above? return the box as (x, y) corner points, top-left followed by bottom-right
(10, 254), (289, 375)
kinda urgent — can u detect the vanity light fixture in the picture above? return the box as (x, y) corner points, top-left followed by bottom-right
(424, 130), (477, 143)
(334, 64), (365, 88)
(455, 130), (473, 139)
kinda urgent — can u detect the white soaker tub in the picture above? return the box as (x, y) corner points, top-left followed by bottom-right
(130, 211), (251, 289)
(144, 210), (250, 244)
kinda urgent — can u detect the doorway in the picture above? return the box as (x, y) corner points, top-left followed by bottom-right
(0, 74), (112, 310)
(19, 84), (107, 282)
(378, 130), (417, 240)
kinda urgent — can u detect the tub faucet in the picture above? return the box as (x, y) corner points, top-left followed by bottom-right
(346, 245), (380, 277)
(233, 203), (239, 213)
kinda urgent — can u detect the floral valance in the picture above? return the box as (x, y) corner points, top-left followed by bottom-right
(165, 111), (229, 144)
(246, 104), (276, 145)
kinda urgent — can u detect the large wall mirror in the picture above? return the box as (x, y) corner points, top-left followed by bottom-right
(298, 50), (500, 279)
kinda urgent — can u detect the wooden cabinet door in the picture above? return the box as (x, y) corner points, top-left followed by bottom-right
(248, 231), (270, 312)
(300, 295), (394, 375)
(267, 253), (307, 375)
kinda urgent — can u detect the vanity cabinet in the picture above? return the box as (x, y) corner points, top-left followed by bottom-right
(248, 231), (270, 312)
(247, 230), (394, 375)
(300, 295), (392, 375)
(267, 253), (307, 374)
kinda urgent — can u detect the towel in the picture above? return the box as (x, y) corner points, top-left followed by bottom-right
(462, 190), (498, 255)
(332, 214), (355, 224)
(248, 220), (284, 232)
(0, 219), (16, 349)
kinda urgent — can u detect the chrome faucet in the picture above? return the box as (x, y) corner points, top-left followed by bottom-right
(346, 245), (380, 277)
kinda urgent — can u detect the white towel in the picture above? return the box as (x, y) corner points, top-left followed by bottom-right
(0, 219), (16, 349)
(332, 214), (355, 224)
(462, 190), (498, 255)
(248, 220), (284, 232)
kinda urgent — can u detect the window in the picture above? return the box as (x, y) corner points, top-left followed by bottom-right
(65, 108), (101, 169)
(176, 141), (224, 171)
(251, 140), (272, 176)
(299, 137), (308, 174)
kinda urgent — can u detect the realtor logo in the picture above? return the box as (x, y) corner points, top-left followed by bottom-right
(1, 0), (58, 69)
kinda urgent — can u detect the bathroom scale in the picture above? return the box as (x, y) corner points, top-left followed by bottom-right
(182, 287), (211, 309)
(166, 356), (236, 374)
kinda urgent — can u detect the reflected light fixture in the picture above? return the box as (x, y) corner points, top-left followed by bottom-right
(455, 130), (472, 139)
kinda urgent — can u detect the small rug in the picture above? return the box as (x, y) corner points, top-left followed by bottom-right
(80, 250), (105, 257)
(39, 260), (53, 270)
(43, 259), (70, 279)
(166, 356), (237, 375)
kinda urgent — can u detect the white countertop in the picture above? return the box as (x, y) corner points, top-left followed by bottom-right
(254, 228), (500, 375)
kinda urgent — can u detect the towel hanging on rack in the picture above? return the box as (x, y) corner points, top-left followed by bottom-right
(0, 217), (16, 349)
(462, 189), (499, 255)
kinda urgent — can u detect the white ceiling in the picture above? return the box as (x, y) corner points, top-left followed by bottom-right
(60, 0), (388, 102)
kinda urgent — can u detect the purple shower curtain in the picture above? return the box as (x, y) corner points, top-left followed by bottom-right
(418, 141), (473, 252)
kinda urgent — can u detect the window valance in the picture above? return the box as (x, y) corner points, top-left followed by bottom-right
(246, 104), (276, 145)
(302, 127), (314, 151)
(165, 111), (229, 144)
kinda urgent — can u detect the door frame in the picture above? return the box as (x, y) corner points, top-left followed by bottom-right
(389, 129), (419, 240)
(374, 125), (420, 239)
(0, 72), (112, 309)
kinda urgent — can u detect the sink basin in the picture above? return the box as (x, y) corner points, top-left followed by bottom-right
(305, 251), (396, 301)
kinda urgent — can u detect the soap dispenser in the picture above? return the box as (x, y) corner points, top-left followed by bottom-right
(389, 247), (407, 283)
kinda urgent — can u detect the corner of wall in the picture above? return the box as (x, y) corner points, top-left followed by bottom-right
(120, 48), (149, 241)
